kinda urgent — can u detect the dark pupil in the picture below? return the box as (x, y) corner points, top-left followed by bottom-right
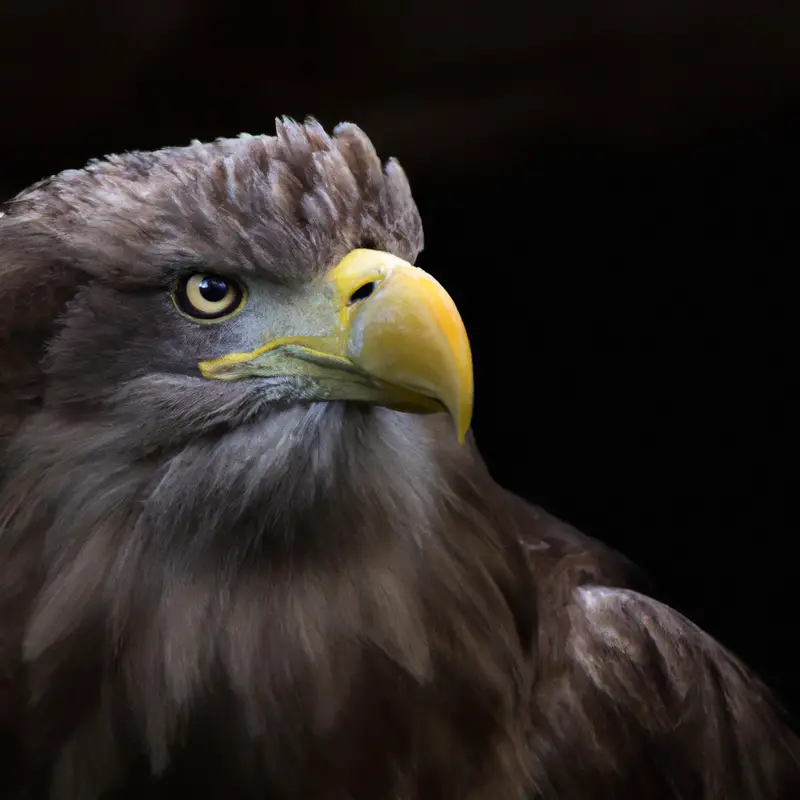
(199, 276), (229, 303)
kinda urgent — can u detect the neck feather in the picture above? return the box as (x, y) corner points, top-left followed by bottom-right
(0, 404), (535, 799)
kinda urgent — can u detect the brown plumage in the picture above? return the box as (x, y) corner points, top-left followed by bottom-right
(0, 119), (797, 800)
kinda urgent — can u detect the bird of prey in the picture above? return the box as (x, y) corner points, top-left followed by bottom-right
(0, 119), (797, 800)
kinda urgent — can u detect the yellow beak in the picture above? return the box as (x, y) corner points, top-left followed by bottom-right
(198, 249), (473, 443)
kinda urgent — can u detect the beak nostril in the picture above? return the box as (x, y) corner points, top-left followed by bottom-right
(348, 281), (377, 305)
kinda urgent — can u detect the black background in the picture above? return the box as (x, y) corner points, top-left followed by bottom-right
(1, 0), (798, 719)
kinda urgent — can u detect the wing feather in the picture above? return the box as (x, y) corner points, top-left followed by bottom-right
(528, 584), (800, 799)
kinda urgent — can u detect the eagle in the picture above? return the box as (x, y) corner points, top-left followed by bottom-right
(0, 119), (797, 800)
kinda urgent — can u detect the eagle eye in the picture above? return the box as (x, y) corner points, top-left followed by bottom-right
(172, 273), (247, 322)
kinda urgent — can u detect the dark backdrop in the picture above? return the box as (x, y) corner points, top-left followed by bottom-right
(2, 0), (798, 718)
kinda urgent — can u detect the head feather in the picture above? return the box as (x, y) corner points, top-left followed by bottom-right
(0, 118), (423, 445)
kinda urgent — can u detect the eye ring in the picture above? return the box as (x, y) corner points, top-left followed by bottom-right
(172, 273), (247, 322)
